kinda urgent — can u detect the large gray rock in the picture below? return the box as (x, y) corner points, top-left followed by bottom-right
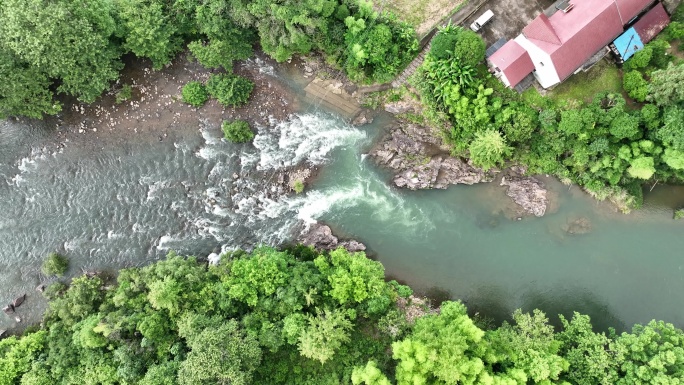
(500, 167), (548, 217)
(299, 223), (366, 252)
(371, 123), (490, 189)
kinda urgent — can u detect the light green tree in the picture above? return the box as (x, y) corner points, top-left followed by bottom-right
(0, 0), (122, 103)
(469, 130), (512, 171)
(392, 301), (487, 384)
(298, 308), (353, 364)
(178, 320), (261, 385)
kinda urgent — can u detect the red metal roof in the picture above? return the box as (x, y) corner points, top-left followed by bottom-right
(489, 40), (535, 87)
(615, 0), (655, 23)
(523, 14), (561, 45)
(633, 3), (670, 43)
(525, 0), (625, 81)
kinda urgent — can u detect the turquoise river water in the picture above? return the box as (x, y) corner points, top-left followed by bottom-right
(0, 60), (683, 332)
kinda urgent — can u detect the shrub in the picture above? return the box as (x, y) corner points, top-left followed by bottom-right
(292, 180), (304, 194)
(206, 74), (254, 107)
(42, 253), (69, 277)
(429, 24), (485, 66)
(430, 30), (459, 60)
(623, 47), (652, 71)
(222, 120), (254, 143)
(675, 208), (684, 220)
(115, 84), (132, 104)
(623, 71), (648, 102)
(182, 81), (209, 107)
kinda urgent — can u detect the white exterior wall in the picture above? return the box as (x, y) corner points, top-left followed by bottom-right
(499, 73), (511, 87)
(514, 35), (561, 88)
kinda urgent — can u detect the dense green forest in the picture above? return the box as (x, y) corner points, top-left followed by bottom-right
(0, 0), (417, 119)
(411, 9), (684, 211)
(1, 246), (683, 384)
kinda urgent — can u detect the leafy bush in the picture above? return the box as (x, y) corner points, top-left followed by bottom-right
(42, 252), (69, 277)
(429, 24), (485, 67)
(623, 71), (648, 102)
(206, 74), (254, 107)
(430, 29), (459, 60)
(222, 120), (254, 143)
(292, 180), (304, 194)
(181, 81), (208, 107)
(115, 84), (132, 104)
(469, 130), (512, 171)
(623, 46), (652, 71)
(675, 208), (684, 219)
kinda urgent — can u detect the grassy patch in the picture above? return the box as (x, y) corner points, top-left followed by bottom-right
(375, 0), (466, 37)
(548, 59), (622, 105)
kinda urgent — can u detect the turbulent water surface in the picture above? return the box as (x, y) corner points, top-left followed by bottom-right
(1, 64), (683, 332)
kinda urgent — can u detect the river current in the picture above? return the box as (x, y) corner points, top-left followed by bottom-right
(1, 62), (683, 332)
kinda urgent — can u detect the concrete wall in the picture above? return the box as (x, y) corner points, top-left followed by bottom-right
(515, 35), (561, 88)
(662, 0), (682, 14)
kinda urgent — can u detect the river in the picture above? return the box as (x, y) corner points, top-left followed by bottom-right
(1, 58), (683, 333)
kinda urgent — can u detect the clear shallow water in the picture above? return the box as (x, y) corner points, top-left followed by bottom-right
(1, 64), (683, 332)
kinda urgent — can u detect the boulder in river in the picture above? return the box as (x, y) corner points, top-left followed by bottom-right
(500, 167), (548, 217)
(2, 305), (14, 315)
(371, 123), (491, 190)
(0, 329), (6, 339)
(298, 223), (366, 252)
(13, 294), (26, 308)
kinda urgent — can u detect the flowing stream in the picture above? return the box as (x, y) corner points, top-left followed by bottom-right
(1, 62), (683, 332)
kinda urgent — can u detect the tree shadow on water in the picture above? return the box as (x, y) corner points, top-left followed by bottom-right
(519, 288), (627, 333)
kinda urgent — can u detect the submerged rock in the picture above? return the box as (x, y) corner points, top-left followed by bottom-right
(298, 223), (366, 252)
(351, 110), (373, 126)
(563, 217), (592, 235)
(500, 167), (548, 217)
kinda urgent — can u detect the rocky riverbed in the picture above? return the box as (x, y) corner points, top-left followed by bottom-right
(372, 101), (552, 218)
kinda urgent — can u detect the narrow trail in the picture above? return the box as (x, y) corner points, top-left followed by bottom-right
(390, 0), (490, 88)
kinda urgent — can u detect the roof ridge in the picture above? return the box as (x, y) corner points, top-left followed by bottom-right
(523, 13), (562, 45)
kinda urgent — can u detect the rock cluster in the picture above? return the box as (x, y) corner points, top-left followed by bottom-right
(371, 123), (491, 190)
(298, 223), (366, 253)
(500, 167), (548, 217)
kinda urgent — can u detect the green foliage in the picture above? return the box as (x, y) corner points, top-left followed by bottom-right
(623, 46), (652, 71)
(0, 332), (47, 384)
(0, 0), (122, 103)
(429, 23), (484, 67)
(41, 253), (69, 277)
(181, 81), (208, 107)
(627, 156), (656, 179)
(610, 320), (684, 384)
(393, 301), (486, 384)
(293, 180), (305, 194)
(178, 320), (261, 385)
(115, 84), (132, 104)
(0, 50), (60, 119)
(116, 0), (180, 69)
(623, 70), (648, 102)
(206, 74), (254, 107)
(648, 62), (684, 106)
(469, 130), (512, 171)
(674, 208), (684, 220)
(5, 246), (684, 384)
(222, 120), (254, 143)
(298, 308), (353, 364)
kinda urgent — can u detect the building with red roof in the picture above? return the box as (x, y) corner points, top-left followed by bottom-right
(488, 41), (535, 88)
(633, 2), (670, 42)
(488, 0), (659, 89)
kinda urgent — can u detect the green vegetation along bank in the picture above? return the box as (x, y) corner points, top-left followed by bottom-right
(1, 246), (684, 385)
(408, 8), (684, 212)
(0, 0), (418, 119)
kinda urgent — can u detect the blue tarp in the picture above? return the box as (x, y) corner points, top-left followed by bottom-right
(613, 27), (644, 61)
